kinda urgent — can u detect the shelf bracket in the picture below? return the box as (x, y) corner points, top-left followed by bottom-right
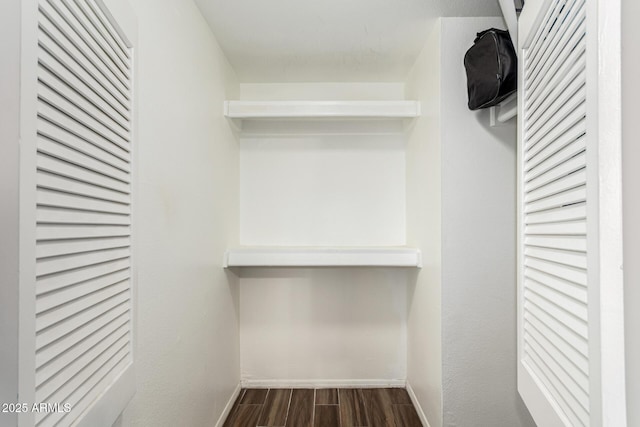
(489, 93), (518, 127)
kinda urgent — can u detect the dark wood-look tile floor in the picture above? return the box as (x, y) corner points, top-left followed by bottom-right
(223, 388), (423, 427)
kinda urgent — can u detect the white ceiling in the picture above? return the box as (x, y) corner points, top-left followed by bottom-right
(194, 0), (503, 83)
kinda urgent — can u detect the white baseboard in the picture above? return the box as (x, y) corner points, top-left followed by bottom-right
(240, 378), (406, 389)
(215, 383), (242, 427)
(406, 381), (430, 427)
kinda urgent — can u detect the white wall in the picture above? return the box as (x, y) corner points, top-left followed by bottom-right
(0, 2), (20, 426)
(117, 0), (241, 425)
(405, 22), (444, 427)
(439, 17), (535, 427)
(239, 83), (406, 247)
(622, 0), (639, 424)
(239, 268), (408, 384)
(237, 83), (410, 384)
(240, 83), (405, 101)
(240, 135), (406, 246)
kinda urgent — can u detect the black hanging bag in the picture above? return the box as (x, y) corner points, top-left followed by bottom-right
(464, 28), (517, 110)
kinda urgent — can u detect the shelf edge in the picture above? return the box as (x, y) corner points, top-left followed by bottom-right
(224, 247), (422, 268)
(224, 100), (421, 120)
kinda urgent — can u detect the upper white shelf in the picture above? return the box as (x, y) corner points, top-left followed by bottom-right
(224, 246), (422, 268)
(224, 100), (421, 120)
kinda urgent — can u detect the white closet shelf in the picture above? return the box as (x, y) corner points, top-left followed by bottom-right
(224, 100), (421, 120)
(224, 246), (422, 268)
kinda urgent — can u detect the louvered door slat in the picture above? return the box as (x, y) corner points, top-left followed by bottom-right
(525, 323), (590, 409)
(36, 224), (131, 240)
(524, 290), (588, 338)
(525, 246), (587, 270)
(525, 0), (585, 91)
(524, 341), (589, 426)
(35, 328), (129, 403)
(38, 65), (129, 139)
(37, 188), (130, 214)
(37, 135), (130, 182)
(36, 247), (131, 276)
(83, 0), (130, 64)
(37, 79), (129, 148)
(36, 342), (130, 425)
(37, 154), (130, 194)
(36, 236), (131, 258)
(38, 4), (130, 106)
(36, 280), (129, 332)
(37, 172), (130, 204)
(526, 71), (586, 136)
(36, 207), (130, 226)
(525, 168), (586, 202)
(35, 313), (129, 384)
(525, 0), (584, 89)
(525, 149), (586, 192)
(37, 27), (129, 118)
(525, 117), (585, 168)
(29, 2), (135, 425)
(65, 0), (130, 78)
(35, 290), (129, 349)
(37, 24), (129, 115)
(525, 269), (587, 308)
(525, 104), (586, 160)
(525, 235), (588, 253)
(525, 312), (589, 372)
(526, 51), (586, 123)
(526, 17), (586, 105)
(525, 0), (565, 70)
(525, 185), (586, 213)
(38, 41), (129, 124)
(527, 46), (586, 125)
(525, 203), (586, 224)
(38, 83), (129, 149)
(523, 354), (579, 426)
(525, 301), (589, 357)
(59, 349), (131, 425)
(38, 100), (129, 156)
(47, 0), (129, 87)
(525, 257), (587, 286)
(36, 258), (131, 295)
(39, 0), (129, 95)
(525, 219), (586, 236)
(525, 277), (588, 319)
(35, 303), (129, 368)
(527, 82), (586, 145)
(36, 268), (130, 312)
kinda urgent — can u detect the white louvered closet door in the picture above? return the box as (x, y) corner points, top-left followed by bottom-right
(19, 0), (136, 426)
(517, 0), (626, 426)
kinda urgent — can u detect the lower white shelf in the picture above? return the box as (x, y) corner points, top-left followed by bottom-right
(224, 247), (422, 268)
